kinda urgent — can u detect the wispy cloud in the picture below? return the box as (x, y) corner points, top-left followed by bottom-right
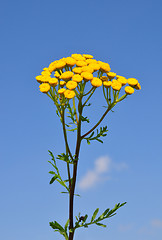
(151, 219), (162, 228)
(78, 156), (128, 190)
(118, 223), (133, 232)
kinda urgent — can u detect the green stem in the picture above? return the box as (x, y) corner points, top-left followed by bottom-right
(69, 97), (83, 240)
(61, 109), (73, 161)
(73, 97), (78, 124)
(82, 88), (95, 107)
(83, 86), (94, 97)
(81, 106), (110, 139)
(66, 146), (71, 190)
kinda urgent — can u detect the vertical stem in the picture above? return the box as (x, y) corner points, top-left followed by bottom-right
(69, 97), (83, 240)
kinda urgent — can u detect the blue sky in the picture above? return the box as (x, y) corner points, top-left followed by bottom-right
(0, 0), (162, 239)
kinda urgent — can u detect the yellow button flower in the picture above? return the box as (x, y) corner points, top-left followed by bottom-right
(103, 81), (112, 88)
(43, 67), (49, 71)
(72, 74), (83, 83)
(100, 76), (108, 81)
(60, 71), (74, 80)
(54, 71), (61, 78)
(107, 72), (116, 79)
(41, 70), (51, 76)
(48, 78), (58, 87)
(76, 60), (87, 67)
(35, 75), (43, 83)
(83, 54), (93, 59)
(81, 72), (93, 81)
(73, 67), (82, 74)
(86, 59), (98, 64)
(65, 57), (76, 66)
(91, 77), (102, 87)
(64, 89), (76, 99)
(55, 60), (66, 69)
(39, 83), (51, 93)
(88, 63), (100, 71)
(111, 81), (122, 91)
(117, 77), (127, 86)
(48, 61), (58, 72)
(127, 78), (138, 86)
(58, 88), (66, 94)
(134, 82), (141, 90)
(40, 75), (52, 83)
(60, 80), (66, 86)
(98, 62), (111, 72)
(71, 54), (85, 61)
(81, 66), (94, 73)
(125, 86), (134, 95)
(66, 81), (77, 90)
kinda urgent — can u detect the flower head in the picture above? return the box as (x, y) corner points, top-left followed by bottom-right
(65, 57), (76, 66)
(107, 72), (116, 79)
(88, 63), (100, 71)
(81, 66), (94, 73)
(64, 89), (76, 99)
(91, 77), (102, 87)
(35, 75), (43, 83)
(86, 59), (98, 64)
(73, 67), (82, 74)
(60, 71), (74, 80)
(39, 83), (51, 93)
(81, 72), (93, 81)
(72, 74), (83, 83)
(125, 86), (134, 95)
(58, 88), (66, 94)
(60, 80), (66, 86)
(71, 54), (85, 61)
(54, 72), (61, 78)
(83, 54), (93, 59)
(66, 81), (77, 90)
(98, 62), (111, 72)
(117, 77), (127, 86)
(103, 81), (112, 88)
(111, 80), (122, 91)
(134, 82), (141, 90)
(48, 61), (58, 72)
(48, 78), (58, 87)
(76, 60), (87, 67)
(127, 78), (138, 87)
(100, 76), (108, 81)
(55, 60), (66, 69)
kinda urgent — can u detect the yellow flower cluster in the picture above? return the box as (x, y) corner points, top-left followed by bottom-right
(35, 54), (141, 100)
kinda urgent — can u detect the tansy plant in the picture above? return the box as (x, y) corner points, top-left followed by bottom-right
(35, 53), (141, 240)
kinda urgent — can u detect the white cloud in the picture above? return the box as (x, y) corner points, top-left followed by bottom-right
(118, 223), (133, 232)
(78, 156), (127, 190)
(78, 170), (99, 190)
(95, 156), (111, 173)
(151, 219), (162, 228)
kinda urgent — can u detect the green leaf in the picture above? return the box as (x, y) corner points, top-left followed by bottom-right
(49, 221), (65, 232)
(91, 208), (99, 222)
(95, 222), (106, 227)
(103, 208), (110, 217)
(57, 179), (69, 191)
(80, 115), (90, 123)
(83, 214), (88, 223)
(49, 221), (68, 240)
(67, 128), (77, 132)
(50, 175), (58, 184)
(87, 139), (90, 145)
(49, 171), (56, 174)
(64, 219), (69, 233)
(83, 224), (88, 228)
(84, 126), (108, 145)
